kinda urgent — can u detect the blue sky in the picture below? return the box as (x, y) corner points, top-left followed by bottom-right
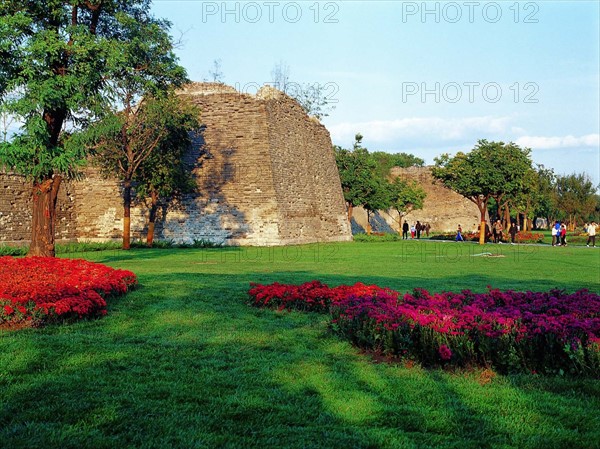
(152, 0), (600, 187)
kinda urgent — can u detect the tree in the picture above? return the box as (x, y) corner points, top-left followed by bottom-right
(362, 176), (393, 235)
(0, 89), (21, 143)
(271, 61), (291, 92)
(0, 1), (185, 256)
(510, 167), (538, 231)
(270, 61), (335, 120)
(432, 140), (533, 245)
(85, 94), (193, 249)
(135, 98), (200, 247)
(531, 164), (559, 227)
(389, 177), (426, 233)
(335, 134), (378, 223)
(554, 173), (597, 229)
(335, 134), (413, 234)
(208, 59), (224, 83)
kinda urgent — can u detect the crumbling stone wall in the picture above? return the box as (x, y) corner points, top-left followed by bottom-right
(0, 83), (352, 246)
(352, 166), (482, 234)
(155, 83), (351, 245)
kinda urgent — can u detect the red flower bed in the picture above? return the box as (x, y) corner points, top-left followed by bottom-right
(0, 257), (137, 327)
(515, 231), (545, 243)
(248, 280), (394, 313)
(249, 281), (600, 375)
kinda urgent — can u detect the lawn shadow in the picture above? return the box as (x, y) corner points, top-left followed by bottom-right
(2, 261), (598, 448)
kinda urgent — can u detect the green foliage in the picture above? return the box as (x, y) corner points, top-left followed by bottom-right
(554, 173), (597, 224)
(433, 141), (533, 208)
(334, 135), (381, 210)
(0, 1), (185, 182)
(135, 96), (200, 202)
(86, 93), (197, 186)
(432, 140), (534, 239)
(0, 1), (188, 255)
(370, 151), (425, 178)
(335, 134), (425, 213)
(389, 177), (426, 217)
(352, 233), (402, 242)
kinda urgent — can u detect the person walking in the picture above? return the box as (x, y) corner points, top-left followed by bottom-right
(410, 224), (416, 239)
(425, 223), (431, 237)
(509, 221), (517, 244)
(587, 221), (597, 247)
(402, 221), (409, 240)
(551, 221), (559, 246)
(494, 220), (504, 244)
(456, 224), (464, 242)
(416, 221), (422, 239)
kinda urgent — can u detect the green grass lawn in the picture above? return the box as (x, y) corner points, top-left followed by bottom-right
(1, 241), (599, 449)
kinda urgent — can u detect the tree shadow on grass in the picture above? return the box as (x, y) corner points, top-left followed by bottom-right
(3, 259), (599, 449)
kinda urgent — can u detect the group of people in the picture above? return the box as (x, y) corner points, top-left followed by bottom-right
(402, 221), (431, 240)
(402, 218), (597, 246)
(455, 220), (520, 243)
(551, 221), (568, 246)
(551, 221), (597, 247)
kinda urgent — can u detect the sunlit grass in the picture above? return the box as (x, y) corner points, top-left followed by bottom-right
(1, 240), (599, 448)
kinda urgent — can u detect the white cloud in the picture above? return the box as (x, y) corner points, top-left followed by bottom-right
(328, 115), (517, 147)
(514, 134), (600, 150)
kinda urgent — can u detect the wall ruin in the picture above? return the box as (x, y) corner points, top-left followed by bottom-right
(0, 83), (353, 246)
(351, 166), (482, 234)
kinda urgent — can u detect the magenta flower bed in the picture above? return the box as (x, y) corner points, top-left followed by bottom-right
(249, 281), (600, 376)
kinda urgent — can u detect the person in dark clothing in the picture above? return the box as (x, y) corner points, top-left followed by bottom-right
(416, 221), (422, 239)
(402, 221), (409, 240)
(509, 222), (517, 244)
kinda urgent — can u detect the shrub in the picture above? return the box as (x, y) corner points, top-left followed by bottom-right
(0, 257), (137, 328)
(249, 282), (600, 376)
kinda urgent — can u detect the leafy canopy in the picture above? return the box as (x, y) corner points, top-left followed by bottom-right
(432, 140), (533, 210)
(0, 1), (185, 182)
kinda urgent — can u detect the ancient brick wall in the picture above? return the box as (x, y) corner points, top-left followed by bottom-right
(0, 83), (352, 246)
(161, 83), (281, 245)
(158, 83), (352, 245)
(260, 87), (351, 244)
(352, 166), (482, 234)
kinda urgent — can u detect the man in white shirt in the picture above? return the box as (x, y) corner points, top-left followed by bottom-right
(587, 222), (597, 247)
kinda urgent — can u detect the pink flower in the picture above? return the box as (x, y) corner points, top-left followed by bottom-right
(438, 344), (452, 361)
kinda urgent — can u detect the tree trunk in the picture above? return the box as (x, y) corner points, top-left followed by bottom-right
(503, 202), (511, 230)
(123, 180), (132, 250)
(146, 190), (159, 247)
(347, 203), (353, 222)
(366, 210), (372, 235)
(28, 177), (62, 257)
(478, 201), (487, 245)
